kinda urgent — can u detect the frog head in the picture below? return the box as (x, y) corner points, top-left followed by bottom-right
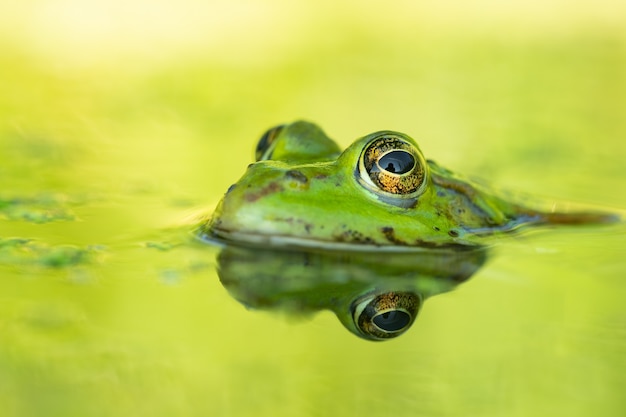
(202, 121), (617, 251)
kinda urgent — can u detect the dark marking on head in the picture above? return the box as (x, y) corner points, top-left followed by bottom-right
(433, 226), (440, 231)
(381, 226), (407, 245)
(448, 230), (459, 237)
(285, 170), (308, 184)
(412, 239), (442, 248)
(334, 229), (373, 244)
(244, 182), (283, 202)
(226, 184), (237, 194)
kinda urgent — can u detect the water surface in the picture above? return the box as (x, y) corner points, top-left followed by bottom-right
(1, 1), (625, 416)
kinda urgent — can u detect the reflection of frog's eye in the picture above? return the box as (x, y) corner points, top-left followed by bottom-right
(352, 292), (420, 340)
(255, 124), (285, 161)
(357, 134), (428, 207)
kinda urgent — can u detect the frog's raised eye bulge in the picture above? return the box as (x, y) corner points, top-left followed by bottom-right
(352, 292), (420, 340)
(357, 135), (428, 206)
(255, 124), (285, 161)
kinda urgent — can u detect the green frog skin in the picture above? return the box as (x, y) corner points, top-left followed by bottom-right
(202, 121), (616, 251)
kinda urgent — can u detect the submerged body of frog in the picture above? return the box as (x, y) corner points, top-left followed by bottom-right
(202, 121), (615, 250)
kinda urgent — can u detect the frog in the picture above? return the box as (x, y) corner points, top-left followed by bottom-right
(201, 121), (617, 251)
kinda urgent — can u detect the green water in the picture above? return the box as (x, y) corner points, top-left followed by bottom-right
(1, 1), (626, 416)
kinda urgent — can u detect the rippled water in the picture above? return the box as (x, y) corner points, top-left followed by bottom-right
(2, 1), (626, 416)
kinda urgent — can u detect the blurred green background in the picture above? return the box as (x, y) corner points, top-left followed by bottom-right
(1, 1), (625, 416)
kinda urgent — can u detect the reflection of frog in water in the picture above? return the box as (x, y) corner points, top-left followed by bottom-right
(215, 244), (487, 341)
(202, 121), (616, 251)
(200, 121), (617, 340)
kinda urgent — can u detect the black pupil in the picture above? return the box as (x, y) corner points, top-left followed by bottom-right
(378, 150), (415, 174)
(372, 310), (411, 332)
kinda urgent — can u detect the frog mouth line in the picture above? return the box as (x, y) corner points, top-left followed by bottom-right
(200, 227), (483, 253)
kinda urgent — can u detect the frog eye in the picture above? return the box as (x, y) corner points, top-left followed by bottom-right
(255, 124), (285, 161)
(357, 134), (428, 207)
(352, 292), (420, 340)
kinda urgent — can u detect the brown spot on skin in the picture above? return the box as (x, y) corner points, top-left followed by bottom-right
(314, 174), (328, 180)
(244, 182), (283, 202)
(413, 239), (438, 247)
(285, 170), (308, 184)
(334, 229), (375, 244)
(381, 226), (407, 245)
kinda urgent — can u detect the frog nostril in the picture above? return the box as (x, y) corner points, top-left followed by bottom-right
(226, 184), (237, 194)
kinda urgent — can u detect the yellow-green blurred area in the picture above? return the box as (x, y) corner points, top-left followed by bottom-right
(1, 1), (625, 416)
